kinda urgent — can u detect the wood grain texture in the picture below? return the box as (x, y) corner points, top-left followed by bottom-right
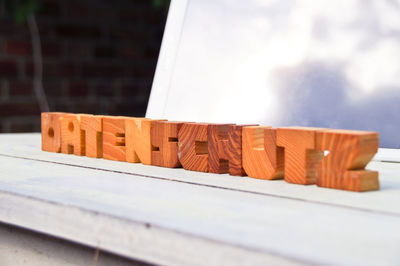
(178, 123), (209, 172)
(125, 118), (144, 163)
(126, 118), (166, 165)
(102, 116), (126, 162)
(316, 129), (380, 192)
(60, 114), (85, 156)
(2, 134), (398, 214)
(80, 115), (103, 158)
(151, 121), (183, 168)
(242, 126), (284, 180)
(1, 134), (396, 213)
(277, 127), (324, 185)
(41, 112), (67, 153)
(208, 124), (247, 176)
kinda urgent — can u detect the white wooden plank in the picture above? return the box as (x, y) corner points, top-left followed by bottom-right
(0, 156), (400, 266)
(375, 148), (400, 163)
(1, 133), (399, 215)
(0, 191), (306, 266)
(0, 223), (141, 266)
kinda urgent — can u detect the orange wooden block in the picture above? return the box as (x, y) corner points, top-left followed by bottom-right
(125, 118), (166, 165)
(277, 127), (324, 185)
(60, 114), (85, 156)
(208, 124), (248, 176)
(102, 116), (126, 161)
(178, 123), (209, 172)
(316, 129), (379, 192)
(151, 121), (183, 168)
(41, 112), (67, 153)
(242, 126), (284, 179)
(80, 115), (103, 158)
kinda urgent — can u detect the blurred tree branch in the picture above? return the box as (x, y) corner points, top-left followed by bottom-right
(152, 0), (170, 15)
(2, 0), (49, 112)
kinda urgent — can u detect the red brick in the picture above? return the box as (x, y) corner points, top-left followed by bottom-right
(111, 101), (147, 117)
(26, 62), (77, 78)
(10, 122), (36, 133)
(6, 39), (32, 55)
(121, 84), (141, 97)
(121, 81), (150, 100)
(53, 103), (72, 112)
(0, 19), (29, 36)
(25, 62), (34, 76)
(94, 83), (115, 97)
(119, 10), (139, 23)
(36, 20), (54, 36)
(144, 46), (160, 59)
(144, 9), (165, 25)
(0, 0), (167, 122)
(56, 24), (101, 39)
(43, 81), (65, 97)
(0, 19), (15, 34)
(41, 41), (61, 57)
(47, 63), (77, 78)
(0, 60), (18, 77)
(110, 28), (149, 42)
(9, 82), (33, 96)
(125, 65), (155, 79)
(37, 1), (61, 17)
(66, 43), (91, 58)
(94, 45), (115, 58)
(73, 102), (101, 114)
(82, 64), (121, 78)
(68, 82), (89, 97)
(92, 6), (115, 21)
(130, 90), (150, 104)
(128, 0), (148, 4)
(0, 103), (40, 116)
(120, 45), (141, 59)
(65, 2), (90, 18)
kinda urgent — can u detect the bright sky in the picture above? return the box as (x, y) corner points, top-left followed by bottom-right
(162, 0), (400, 147)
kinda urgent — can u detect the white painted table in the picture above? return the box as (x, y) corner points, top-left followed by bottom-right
(0, 133), (399, 266)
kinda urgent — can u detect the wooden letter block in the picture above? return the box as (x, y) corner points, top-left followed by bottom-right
(316, 130), (379, 192)
(126, 118), (166, 165)
(60, 114), (85, 156)
(151, 121), (183, 168)
(103, 116), (126, 161)
(242, 126), (284, 179)
(178, 123), (209, 172)
(208, 124), (247, 176)
(277, 127), (324, 185)
(41, 112), (67, 153)
(80, 115), (103, 158)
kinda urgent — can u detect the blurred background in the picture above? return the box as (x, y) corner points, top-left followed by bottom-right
(0, 0), (169, 133)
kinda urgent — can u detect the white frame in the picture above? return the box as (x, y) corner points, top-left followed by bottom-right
(146, 0), (188, 119)
(146, 0), (400, 162)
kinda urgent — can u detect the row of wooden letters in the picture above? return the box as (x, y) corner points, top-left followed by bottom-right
(41, 112), (380, 192)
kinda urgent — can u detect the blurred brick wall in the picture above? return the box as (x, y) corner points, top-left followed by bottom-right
(0, 0), (167, 132)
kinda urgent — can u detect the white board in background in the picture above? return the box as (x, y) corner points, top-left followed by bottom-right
(147, 0), (400, 148)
